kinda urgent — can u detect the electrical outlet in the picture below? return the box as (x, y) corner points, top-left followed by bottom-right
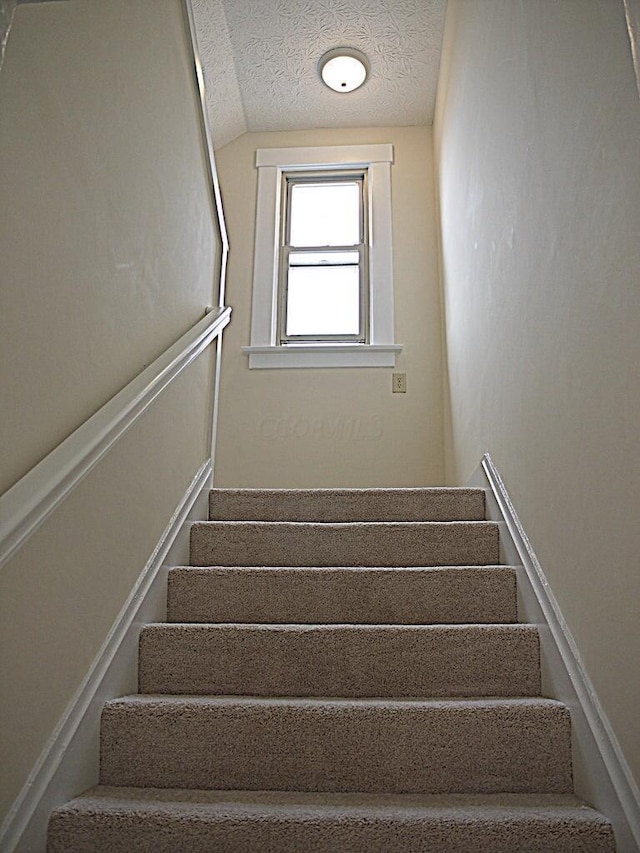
(392, 373), (406, 393)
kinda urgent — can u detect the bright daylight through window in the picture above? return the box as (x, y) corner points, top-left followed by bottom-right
(280, 174), (367, 343)
(244, 144), (401, 368)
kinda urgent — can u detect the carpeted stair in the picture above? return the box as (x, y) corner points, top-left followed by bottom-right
(47, 488), (615, 851)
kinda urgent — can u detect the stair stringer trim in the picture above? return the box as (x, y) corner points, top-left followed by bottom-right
(0, 459), (212, 853)
(470, 453), (640, 853)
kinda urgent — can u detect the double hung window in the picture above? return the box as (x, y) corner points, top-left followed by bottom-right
(279, 172), (368, 344)
(244, 144), (401, 368)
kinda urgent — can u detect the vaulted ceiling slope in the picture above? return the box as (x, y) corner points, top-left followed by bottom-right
(192, 0), (447, 149)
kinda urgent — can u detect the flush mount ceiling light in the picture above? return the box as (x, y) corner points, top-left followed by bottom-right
(319, 48), (369, 93)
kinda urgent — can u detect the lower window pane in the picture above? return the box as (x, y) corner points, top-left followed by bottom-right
(286, 266), (360, 336)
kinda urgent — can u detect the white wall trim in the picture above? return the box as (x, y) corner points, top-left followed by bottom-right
(0, 459), (212, 853)
(256, 144), (394, 168)
(0, 306), (230, 570)
(241, 343), (402, 369)
(248, 143), (399, 369)
(470, 453), (640, 853)
(0, 0), (232, 569)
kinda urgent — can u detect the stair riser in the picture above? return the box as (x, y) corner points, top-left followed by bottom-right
(209, 488), (486, 522)
(189, 522), (500, 567)
(138, 625), (540, 698)
(47, 812), (615, 853)
(167, 566), (517, 624)
(100, 700), (572, 794)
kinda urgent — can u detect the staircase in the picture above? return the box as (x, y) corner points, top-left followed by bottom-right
(47, 488), (615, 851)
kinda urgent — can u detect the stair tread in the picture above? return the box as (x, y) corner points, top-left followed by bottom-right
(143, 621), (534, 630)
(170, 564), (512, 571)
(168, 565), (517, 623)
(49, 788), (614, 853)
(100, 692), (572, 794)
(209, 486), (486, 522)
(210, 487), (485, 495)
(209, 487), (485, 493)
(55, 786), (608, 818)
(138, 622), (540, 698)
(106, 694), (564, 710)
(196, 520), (496, 527)
(189, 521), (501, 567)
(170, 564), (513, 578)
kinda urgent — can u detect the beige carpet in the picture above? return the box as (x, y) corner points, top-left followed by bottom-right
(49, 789), (614, 853)
(166, 565), (518, 624)
(207, 487), (486, 521)
(138, 622), (540, 697)
(47, 487), (615, 851)
(190, 520), (500, 567)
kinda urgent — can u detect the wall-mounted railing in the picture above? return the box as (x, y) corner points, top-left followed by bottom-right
(0, 0), (231, 570)
(182, 0), (230, 307)
(0, 306), (231, 570)
(0, 3), (231, 849)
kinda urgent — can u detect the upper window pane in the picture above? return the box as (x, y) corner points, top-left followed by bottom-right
(289, 182), (360, 247)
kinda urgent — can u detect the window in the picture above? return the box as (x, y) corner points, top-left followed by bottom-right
(243, 144), (402, 369)
(280, 172), (368, 343)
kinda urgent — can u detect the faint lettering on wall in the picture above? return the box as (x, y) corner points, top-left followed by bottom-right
(259, 415), (383, 442)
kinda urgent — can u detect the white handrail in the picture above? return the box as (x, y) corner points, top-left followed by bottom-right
(0, 306), (231, 569)
(182, 0), (230, 306)
(1, 0), (232, 569)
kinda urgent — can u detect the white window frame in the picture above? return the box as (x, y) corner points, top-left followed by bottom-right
(279, 170), (369, 345)
(242, 144), (402, 369)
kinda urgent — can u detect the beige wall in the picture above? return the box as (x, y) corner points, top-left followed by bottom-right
(214, 126), (444, 488)
(0, 1), (17, 73)
(435, 0), (640, 787)
(0, 353), (214, 820)
(0, 0), (220, 823)
(0, 0), (218, 494)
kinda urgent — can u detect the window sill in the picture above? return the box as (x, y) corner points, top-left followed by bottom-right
(241, 344), (403, 369)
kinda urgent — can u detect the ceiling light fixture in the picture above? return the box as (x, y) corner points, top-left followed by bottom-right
(319, 48), (369, 93)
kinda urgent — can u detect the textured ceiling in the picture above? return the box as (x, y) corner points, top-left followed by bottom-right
(192, 0), (447, 149)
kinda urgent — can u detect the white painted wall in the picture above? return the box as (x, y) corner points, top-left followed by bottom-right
(0, 0), (218, 495)
(214, 126), (444, 487)
(0, 0), (220, 824)
(435, 0), (640, 790)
